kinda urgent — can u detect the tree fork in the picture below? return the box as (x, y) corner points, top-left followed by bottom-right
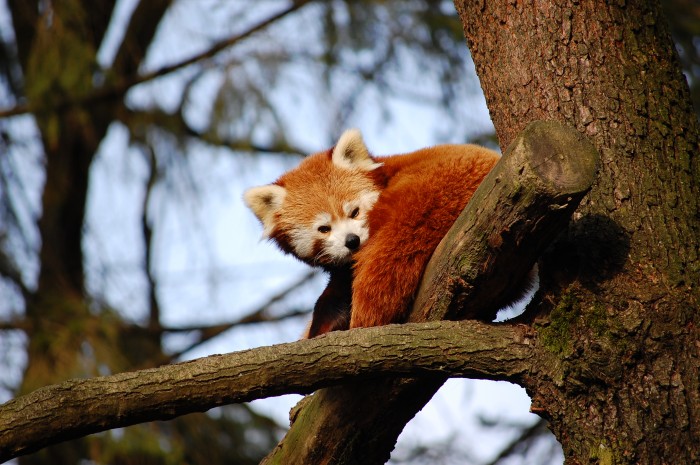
(261, 121), (599, 465)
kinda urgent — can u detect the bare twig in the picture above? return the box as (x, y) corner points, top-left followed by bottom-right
(485, 419), (550, 465)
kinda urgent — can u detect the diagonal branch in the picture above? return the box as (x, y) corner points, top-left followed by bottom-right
(111, 0), (173, 79)
(118, 106), (310, 156)
(485, 418), (551, 465)
(128, 0), (313, 88)
(0, 320), (536, 462)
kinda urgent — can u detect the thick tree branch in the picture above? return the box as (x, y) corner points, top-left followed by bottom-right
(412, 120), (600, 322)
(0, 320), (534, 462)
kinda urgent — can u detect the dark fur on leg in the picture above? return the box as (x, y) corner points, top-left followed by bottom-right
(306, 267), (353, 338)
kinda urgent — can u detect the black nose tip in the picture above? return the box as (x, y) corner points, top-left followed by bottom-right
(345, 233), (360, 250)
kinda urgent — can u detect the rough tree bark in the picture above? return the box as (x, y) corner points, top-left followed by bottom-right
(0, 321), (536, 461)
(455, 0), (699, 463)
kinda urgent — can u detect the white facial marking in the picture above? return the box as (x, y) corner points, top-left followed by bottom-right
(317, 189), (381, 265)
(332, 129), (384, 172)
(289, 226), (315, 259)
(324, 219), (363, 263)
(356, 190), (380, 214)
(312, 212), (333, 234)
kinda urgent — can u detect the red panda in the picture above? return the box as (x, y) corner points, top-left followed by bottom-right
(244, 129), (500, 337)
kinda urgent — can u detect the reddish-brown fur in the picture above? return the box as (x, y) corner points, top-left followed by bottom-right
(272, 153), (380, 244)
(351, 145), (499, 327)
(267, 151), (382, 265)
(245, 132), (500, 336)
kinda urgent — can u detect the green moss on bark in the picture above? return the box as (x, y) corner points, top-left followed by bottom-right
(537, 290), (580, 355)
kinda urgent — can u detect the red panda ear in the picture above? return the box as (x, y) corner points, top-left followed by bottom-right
(243, 184), (286, 236)
(331, 129), (383, 171)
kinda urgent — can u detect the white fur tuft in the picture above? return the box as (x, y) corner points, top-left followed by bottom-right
(243, 184), (286, 236)
(331, 129), (383, 171)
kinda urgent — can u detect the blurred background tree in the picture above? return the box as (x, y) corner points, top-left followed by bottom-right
(0, 1), (696, 464)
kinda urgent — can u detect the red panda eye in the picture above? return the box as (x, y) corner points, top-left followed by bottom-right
(350, 207), (360, 219)
(318, 225), (331, 233)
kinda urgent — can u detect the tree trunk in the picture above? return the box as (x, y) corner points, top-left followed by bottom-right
(13, 2), (172, 463)
(455, 0), (700, 462)
(21, 1), (111, 396)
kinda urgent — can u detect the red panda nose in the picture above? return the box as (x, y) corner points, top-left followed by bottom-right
(345, 234), (360, 251)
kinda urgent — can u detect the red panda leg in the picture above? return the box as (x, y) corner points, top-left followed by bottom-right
(306, 268), (353, 338)
(349, 238), (431, 328)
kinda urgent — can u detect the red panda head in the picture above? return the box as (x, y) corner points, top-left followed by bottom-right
(244, 129), (383, 268)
